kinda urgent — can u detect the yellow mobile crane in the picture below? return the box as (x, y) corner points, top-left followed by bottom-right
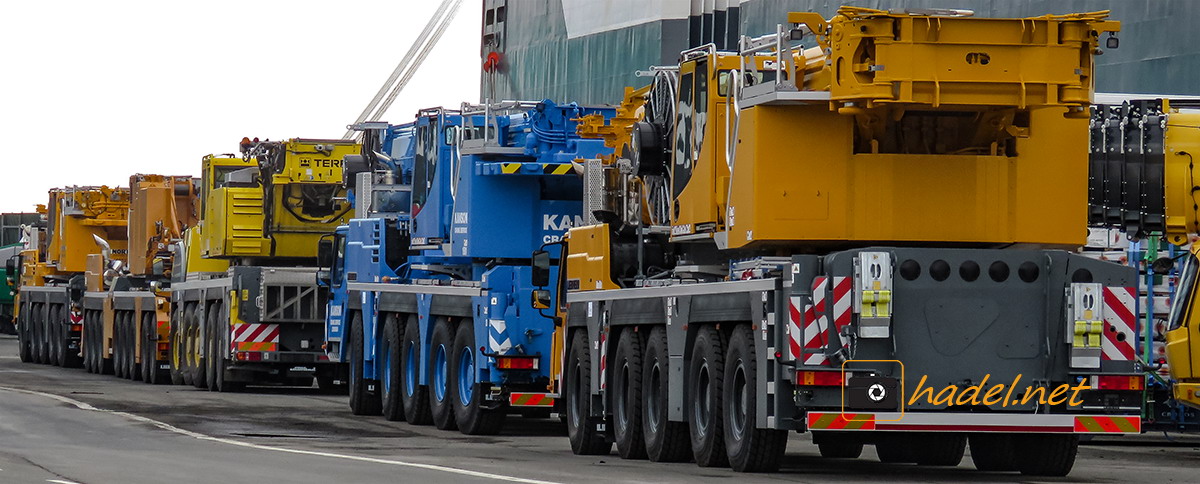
(171, 138), (356, 391)
(15, 186), (129, 367)
(535, 7), (1131, 476)
(80, 174), (198, 382)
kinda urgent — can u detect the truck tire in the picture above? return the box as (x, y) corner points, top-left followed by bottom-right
(191, 305), (207, 389)
(129, 312), (142, 381)
(80, 311), (92, 372)
(969, 433), (1016, 471)
(349, 312), (382, 415)
(50, 306), (63, 367)
(114, 313), (127, 379)
(428, 317), (457, 430)
(380, 314), (405, 421)
(688, 326), (728, 468)
(875, 434), (917, 463)
(566, 330), (610, 455)
(37, 304), (50, 364)
(641, 326), (689, 462)
(401, 315), (432, 424)
(140, 312), (153, 383)
(177, 302), (194, 386)
(451, 319), (504, 435)
(1015, 434), (1077, 476)
(18, 310), (32, 363)
(914, 433), (965, 466)
(169, 305), (186, 385)
(209, 304), (243, 393)
(723, 324), (787, 472)
(613, 328), (646, 459)
(815, 432), (863, 458)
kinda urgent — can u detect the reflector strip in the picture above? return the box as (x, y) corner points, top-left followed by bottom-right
(509, 393), (554, 407)
(805, 412), (1141, 434)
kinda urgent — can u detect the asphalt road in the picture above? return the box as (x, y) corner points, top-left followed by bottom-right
(1, 335), (1197, 484)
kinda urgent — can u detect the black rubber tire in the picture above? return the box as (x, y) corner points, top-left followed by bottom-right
(180, 305), (195, 386)
(114, 313), (127, 379)
(613, 328), (646, 459)
(99, 310), (114, 376)
(141, 312), (154, 383)
(1015, 434), (1077, 476)
(35, 304), (49, 364)
(50, 306), (63, 367)
(168, 305), (185, 385)
(914, 433), (966, 466)
(451, 319), (504, 435)
(205, 308), (218, 390)
(129, 312), (142, 382)
(565, 330), (611, 455)
(969, 433), (1017, 471)
(723, 324), (787, 472)
(380, 314), (405, 421)
(80, 311), (92, 373)
(211, 306), (243, 393)
(688, 326), (728, 468)
(191, 305), (207, 389)
(349, 312), (383, 415)
(641, 326), (689, 462)
(401, 315), (432, 425)
(875, 434), (917, 463)
(17, 309), (32, 363)
(815, 433), (863, 459)
(428, 317), (458, 430)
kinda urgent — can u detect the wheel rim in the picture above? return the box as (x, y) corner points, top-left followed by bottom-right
(405, 340), (417, 397)
(729, 360), (748, 439)
(646, 360), (662, 430)
(433, 343), (447, 402)
(694, 362), (711, 437)
(457, 345), (475, 406)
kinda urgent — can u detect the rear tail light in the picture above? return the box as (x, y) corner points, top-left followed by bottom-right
(495, 356), (538, 370)
(157, 342), (170, 351)
(796, 370), (844, 386)
(1093, 375), (1144, 391)
(236, 351), (263, 362)
(70, 324), (83, 332)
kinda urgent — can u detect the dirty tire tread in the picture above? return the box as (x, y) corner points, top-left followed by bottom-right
(613, 328), (646, 460)
(724, 324), (786, 472)
(1015, 435), (1077, 476)
(642, 326), (689, 462)
(688, 326), (728, 468)
(969, 433), (1017, 471)
(381, 315), (405, 421)
(566, 330), (611, 455)
(451, 319), (504, 435)
(401, 315), (432, 425)
(428, 318), (458, 430)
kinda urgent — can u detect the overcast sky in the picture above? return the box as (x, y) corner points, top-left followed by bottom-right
(0, 1), (482, 212)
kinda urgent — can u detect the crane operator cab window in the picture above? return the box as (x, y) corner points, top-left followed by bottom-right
(1166, 253), (1199, 379)
(411, 122), (438, 216)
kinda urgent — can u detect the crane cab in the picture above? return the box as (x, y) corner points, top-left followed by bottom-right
(1166, 247), (1200, 408)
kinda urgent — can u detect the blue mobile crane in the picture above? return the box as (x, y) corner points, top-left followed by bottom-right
(321, 101), (614, 434)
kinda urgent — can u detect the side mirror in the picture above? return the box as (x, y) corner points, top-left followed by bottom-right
(531, 289), (551, 310)
(531, 250), (551, 287)
(1151, 257), (1176, 276)
(317, 238), (334, 269)
(316, 269), (332, 288)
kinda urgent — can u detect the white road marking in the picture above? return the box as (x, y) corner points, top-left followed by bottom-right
(47, 480), (82, 484)
(0, 356), (20, 359)
(0, 386), (561, 484)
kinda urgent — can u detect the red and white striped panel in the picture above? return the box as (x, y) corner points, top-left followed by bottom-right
(803, 277), (830, 366)
(787, 296), (804, 362)
(232, 323), (280, 352)
(598, 331), (607, 390)
(1101, 287), (1136, 361)
(830, 277), (852, 350)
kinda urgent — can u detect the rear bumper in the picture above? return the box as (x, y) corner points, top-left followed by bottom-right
(806, 411), (1141, 434)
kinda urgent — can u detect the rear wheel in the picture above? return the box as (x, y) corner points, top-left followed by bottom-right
(50, 306), (63, 367)
(641, 326), (689, 462)
(969, 433), (1017, 471)
(566, 330), (610, 455)
(613, 328), (646, 460)
(141, 312), (154, 383)
(128, 312), (142, 381)
(875, 434), (916, 463)
(815, 432), (863, 459)
(688, 326), (727, 468)
(35, 304), (49, 364)
(451, 319), (504, 435)
(723, 324), (786, 472)
(348, 312), (382, 415)
(17, 309), (32, 363)
(209, 305), (242, 393)
(113, 313), (126, 379)
(914, 433), (965, 466)
(428, 317), (457, 430)
(1015, 434), (1077, 476)
(380, 314), (405, 421)
(401, 315), (432, 425)
(190, 305), (207, 388)
(169, 305), (186, 385)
